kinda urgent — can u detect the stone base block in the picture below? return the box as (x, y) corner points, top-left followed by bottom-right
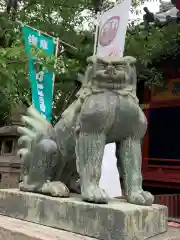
(0, 189), (168, 240)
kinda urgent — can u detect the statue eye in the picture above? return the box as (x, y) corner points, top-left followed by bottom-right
(88, 62), (94, 69)
(115, 63), (126, 69)
(98, 63), (105, 69)
(115, 64), (122, 69)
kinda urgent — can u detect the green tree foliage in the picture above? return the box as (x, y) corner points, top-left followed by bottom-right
(0, 0), (97, 122)
(125, 22), (180, 86)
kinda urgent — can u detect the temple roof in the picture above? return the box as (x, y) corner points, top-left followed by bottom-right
(0, 125), (20, 137)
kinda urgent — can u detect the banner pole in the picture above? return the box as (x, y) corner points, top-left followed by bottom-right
(93, 11), (101, 56)
(55, 38), (59, 58)
(52, 37), (59, 91)
(17, 20), (55, 39)
(18, 20), (78, 50)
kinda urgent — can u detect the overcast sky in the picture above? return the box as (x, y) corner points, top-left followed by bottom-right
(129, 0), (161, 21)
(129, 0), (175, 21)
(83, 0), (172, 30)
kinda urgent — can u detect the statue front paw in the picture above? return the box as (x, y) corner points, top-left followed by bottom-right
(19, 181), (38, 192)
(126, 190), (154, 206)
(40, 181), (70, 197)
(20, 181), (70, 197)
(81, 184), (108, 204)
(142, 191), (154, 205)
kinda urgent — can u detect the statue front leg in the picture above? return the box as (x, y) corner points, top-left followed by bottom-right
(76, 132), (108, 203)
(20, 139), (69, 197)
(117, 138), (154, 206)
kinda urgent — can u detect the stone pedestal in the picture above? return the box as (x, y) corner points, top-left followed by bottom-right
(0, 189), (168, 240)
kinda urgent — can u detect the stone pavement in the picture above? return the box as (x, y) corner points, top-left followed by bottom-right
(0, 215), (94, 240)
(0, 215), (179, 240)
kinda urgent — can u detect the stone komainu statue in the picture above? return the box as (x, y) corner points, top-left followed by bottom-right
(18, 55), (154, 205)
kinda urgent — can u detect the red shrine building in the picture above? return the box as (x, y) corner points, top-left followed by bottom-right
(142, 76), (180, 193)
(140, 70), (180, 218)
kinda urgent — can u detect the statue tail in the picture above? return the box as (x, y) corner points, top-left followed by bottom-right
(17, 105), (51, 160)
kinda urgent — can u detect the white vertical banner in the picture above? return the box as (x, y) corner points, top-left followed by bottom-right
(96, 0), (131, 57)
(98, 0), (131, 198)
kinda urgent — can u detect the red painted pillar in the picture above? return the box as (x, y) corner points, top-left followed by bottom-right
(142, 106), (149, 173)
(142, 88), (151, 174)
(176, 0), (180, 10)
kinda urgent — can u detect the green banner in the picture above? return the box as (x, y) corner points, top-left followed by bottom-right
(22, 25), (56, 122)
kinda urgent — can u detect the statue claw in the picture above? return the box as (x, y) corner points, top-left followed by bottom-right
(126, 190), (154, 206)
(81, 184), (108, 204)
(20, 181), (70, 198)
(41, 181), (70, 197)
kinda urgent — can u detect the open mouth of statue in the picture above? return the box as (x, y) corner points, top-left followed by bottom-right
(95, 70), (126, 82)
(93, 81), (127, 89)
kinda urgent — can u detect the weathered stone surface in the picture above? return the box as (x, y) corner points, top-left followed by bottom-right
(0, 189), (168, 240)
(150, 227), (180, 240)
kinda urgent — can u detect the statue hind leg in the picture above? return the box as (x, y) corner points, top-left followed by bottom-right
(18, 106), (70, 197)
(116, 138), (154, 205)
(19, 138), (69, 197)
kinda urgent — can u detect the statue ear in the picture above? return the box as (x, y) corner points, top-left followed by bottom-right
(123, 56), (137, 65)
(77, 73), (84, 83)
(87, 55), (97, 64)
(87, 56), (93, 63)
